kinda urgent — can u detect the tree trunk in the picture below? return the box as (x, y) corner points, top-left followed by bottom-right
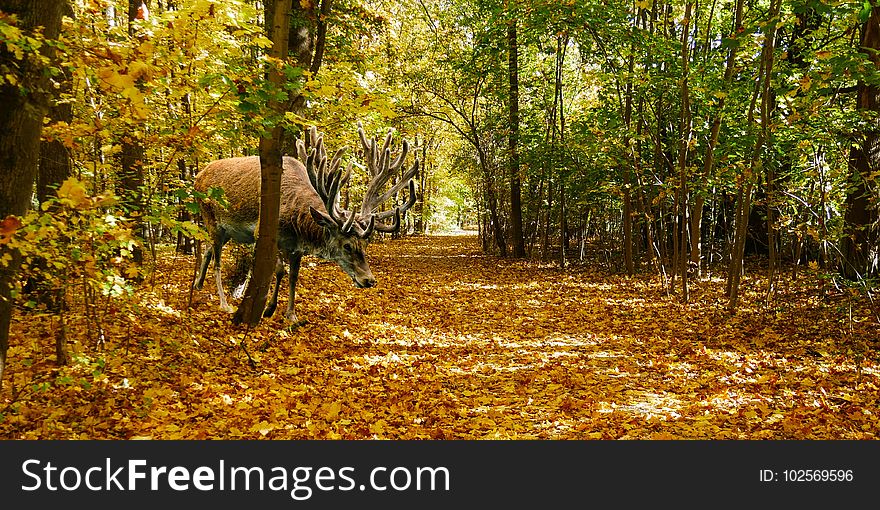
(176, 157), (194, 254)
(232, 0), (291, 326)
(176, 91), (194, 255)
(622, 39), (635, 275)
(691, 0), (743, 276)
(0, 0), (67, 390)
(634, 97), (655, 271)
(33, 58), (73, 361)
(484, 162), (507, 257)
(508, 18), (524, 257)
(236, 0), (331, 274)
(527, 165), (545, 254)
(280, 0), (332, 123)
(38, 69), (72, 204)
(413, 135), (429, 234)
(673, 1), (694, 302)
(120, 0), (150, 267)
(541, 176), (552, 261)
(842, 3), (880, 279)
(559, 176), (567, 268)
(728, 0), (779, 310)
(554, 34), (568, 268)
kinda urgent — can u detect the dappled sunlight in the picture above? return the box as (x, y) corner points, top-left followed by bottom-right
(3, 235), (879, 439)
(615, 391), (684, 419)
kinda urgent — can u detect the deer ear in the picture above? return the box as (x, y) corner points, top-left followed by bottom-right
(309, 206), (338, 230)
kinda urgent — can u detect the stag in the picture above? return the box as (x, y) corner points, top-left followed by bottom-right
(192, 124), (418, 322)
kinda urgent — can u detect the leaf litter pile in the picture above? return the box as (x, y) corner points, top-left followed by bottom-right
(2, 235), (879, 439)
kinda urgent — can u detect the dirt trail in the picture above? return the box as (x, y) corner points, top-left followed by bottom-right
(2, 235), (878, 439)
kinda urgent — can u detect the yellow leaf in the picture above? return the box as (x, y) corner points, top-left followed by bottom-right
(101, 68), (135, 91)
(132, 103), (150, 120)
(369, 419), (386, 435)
(317, 84), (337, 97)
(111, 72), (135, 90)
(799, 76), (811, 92)
(253, 35), (273, 49)
(128, 60), (151, 80)
(121, 86), (144, 102)
(137, 41), (155, 56)
(56, 177), (90, 208)
(0, 24), (22, 41)
(324, 401), (342, 420)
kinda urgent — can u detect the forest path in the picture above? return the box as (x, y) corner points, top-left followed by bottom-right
(2, 235), (878, 439)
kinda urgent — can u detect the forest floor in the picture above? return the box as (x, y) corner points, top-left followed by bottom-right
(2, 235), (879, 439)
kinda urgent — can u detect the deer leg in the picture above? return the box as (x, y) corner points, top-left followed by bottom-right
(211, 228), (234, 313)
(263, 254), (286, 318)
(193, 245), (213, 290)
(284, 252), (303, 323)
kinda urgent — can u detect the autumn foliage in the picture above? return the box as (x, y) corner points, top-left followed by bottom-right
(1, 236), (877, 439)
(1, 0), (880, 443)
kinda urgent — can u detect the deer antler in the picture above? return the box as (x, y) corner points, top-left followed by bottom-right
(356, 122), (419, 233)
(299, 127), (375, 239)
(300, 124), (418, 238)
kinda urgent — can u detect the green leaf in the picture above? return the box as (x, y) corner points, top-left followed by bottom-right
(860, 1), (872, 23)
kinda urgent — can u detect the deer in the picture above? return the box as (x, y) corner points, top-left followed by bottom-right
(192, 124), (418, 323)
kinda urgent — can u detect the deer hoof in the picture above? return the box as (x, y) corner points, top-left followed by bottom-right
(284, 311), (307, 328)
(285, 319), (308, 331)
(221, 304), (235, 314)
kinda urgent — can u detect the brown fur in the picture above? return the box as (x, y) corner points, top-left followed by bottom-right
(193, 153), (378, 320)
(194, 156), (326, 245)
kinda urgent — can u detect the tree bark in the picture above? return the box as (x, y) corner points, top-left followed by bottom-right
(233, 0), (291, 326)
(673, 1), (694, 302)
(482, 155), (507, 257)
(120, 0), (150, 267)
(33, 60), (73, 361)
(842, 3), (880, 279)
(235, 0), (331, 277)
(622, 36), (635, 275)
(690, 0), (743, 276)
(507, 17), (524, 257)
(554, 34), (568, 268)
(728, 0), (779, 310)
(0, 0), (68, 390)
(38, 67), (72, 204)
(281, 0), (331, 117)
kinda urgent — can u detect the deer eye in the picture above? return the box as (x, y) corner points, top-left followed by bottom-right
(344, 244), (353, 253)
